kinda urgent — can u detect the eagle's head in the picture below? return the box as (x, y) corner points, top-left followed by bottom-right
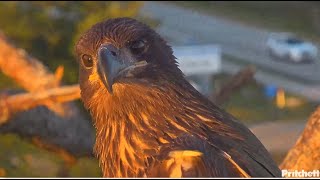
(75, 18), (188, 106)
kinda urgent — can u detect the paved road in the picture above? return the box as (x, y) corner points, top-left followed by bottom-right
(139, 1), (320, 102)
(223, 58), (320, 103)
(249, 121), (305, 153)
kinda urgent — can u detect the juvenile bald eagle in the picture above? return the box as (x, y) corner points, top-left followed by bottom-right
(75, 17), (281, 177)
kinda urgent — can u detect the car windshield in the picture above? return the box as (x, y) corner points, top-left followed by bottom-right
(285, 37), (303, 44)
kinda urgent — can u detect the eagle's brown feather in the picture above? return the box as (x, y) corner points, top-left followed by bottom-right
(75, 17), (281, 177)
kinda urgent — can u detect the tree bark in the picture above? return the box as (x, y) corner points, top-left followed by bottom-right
(280, 107), (320, 171)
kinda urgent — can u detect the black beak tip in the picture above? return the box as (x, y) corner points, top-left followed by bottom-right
(107, 83), (113, 94)
(98, 69), (114, 94)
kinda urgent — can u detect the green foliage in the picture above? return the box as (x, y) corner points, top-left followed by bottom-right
(69, 157), (102, 177)
(0, 134), (64, 177)
(0, 134), (102, 177)
(0, 1), (142, 85)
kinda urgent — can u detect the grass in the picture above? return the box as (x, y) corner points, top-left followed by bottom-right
(170, 1), (320, 43)
(213, 72), (317, 125)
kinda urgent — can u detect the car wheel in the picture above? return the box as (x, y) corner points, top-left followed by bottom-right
(283, 53), (292, 62)
(267, 48), (275, 58)
(288, 54), (302, 63)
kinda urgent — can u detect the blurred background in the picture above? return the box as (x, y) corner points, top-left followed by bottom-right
(0, 1), (319, 177)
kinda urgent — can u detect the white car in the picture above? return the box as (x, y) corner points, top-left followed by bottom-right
(266, 32), (318, 63)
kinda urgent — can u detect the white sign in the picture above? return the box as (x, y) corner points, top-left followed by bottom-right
(172, 44), (221, 76)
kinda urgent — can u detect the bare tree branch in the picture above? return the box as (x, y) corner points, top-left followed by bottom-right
(0, 84), (80, 124)
(280, 106), (320, 171)
(0, 32), (76, 117)
(210, 65), (256, 105)
(0, 32), (93, 157)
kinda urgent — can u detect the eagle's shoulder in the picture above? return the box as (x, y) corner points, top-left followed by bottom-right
(146, 134), (251, 177)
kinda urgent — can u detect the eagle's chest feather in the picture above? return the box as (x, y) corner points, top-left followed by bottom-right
(93, 110), (190, 177)
(86, 83), (239, 177)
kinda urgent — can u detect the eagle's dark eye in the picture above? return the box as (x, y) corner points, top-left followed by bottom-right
(130, 40), (147, 55)
(81, 54), (93, 68)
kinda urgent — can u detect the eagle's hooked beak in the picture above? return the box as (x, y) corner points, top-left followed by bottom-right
(97, 44), (149, 94)
(97, 44), (127, 94)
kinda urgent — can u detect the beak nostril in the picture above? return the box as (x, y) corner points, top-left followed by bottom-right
(111, 51), (117, 57)
(99, 44), (118, 58)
